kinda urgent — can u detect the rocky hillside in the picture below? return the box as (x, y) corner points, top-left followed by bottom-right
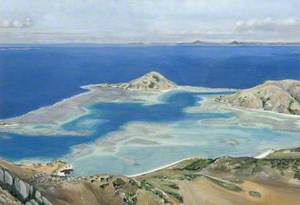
(0, 187), (22, 205)
(216, 80), (300, 115)
(1, 147), (300, 205)
(100, 71), (177, 91)
(0, 163), (53, 205)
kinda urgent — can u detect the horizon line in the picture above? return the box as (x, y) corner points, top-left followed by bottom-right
(1, 40), (300, 46)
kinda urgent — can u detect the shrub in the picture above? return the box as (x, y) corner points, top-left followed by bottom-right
(183, 159), (213, 171)
(113, 178), (126, 188)
(294, 171), (300, 180)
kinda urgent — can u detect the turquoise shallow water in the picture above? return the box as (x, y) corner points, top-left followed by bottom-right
(62, 91), (300, 175)
(0, 91), (226, 160)
(1, 91), (300, 175)
(70, 121), (300, 176)
(62, 91), (233, 136)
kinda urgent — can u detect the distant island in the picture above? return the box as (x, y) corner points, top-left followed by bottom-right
(175, 40), (300, 45)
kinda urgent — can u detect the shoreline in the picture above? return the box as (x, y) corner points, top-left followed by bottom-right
(218, 100), (300, 119)
(10, 147), (289, 178)
(128, 149), (277, 178)
(255, 149), (276, 159)
(127, 156), (199, 178)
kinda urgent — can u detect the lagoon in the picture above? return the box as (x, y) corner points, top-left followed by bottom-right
(1, 45), (300, 175)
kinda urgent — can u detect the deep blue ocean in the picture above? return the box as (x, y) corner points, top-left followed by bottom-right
(1, 45), (300, 119)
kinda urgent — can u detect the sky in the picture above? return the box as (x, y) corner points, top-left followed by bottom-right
(0, 0), (300, 43)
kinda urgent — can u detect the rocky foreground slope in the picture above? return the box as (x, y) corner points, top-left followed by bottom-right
(99, 71), (177, 91)
(216, 80), (300, 115)
(1, 147), (300, 205)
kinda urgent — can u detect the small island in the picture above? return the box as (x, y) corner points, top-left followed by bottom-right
(99, 71), (177, 91)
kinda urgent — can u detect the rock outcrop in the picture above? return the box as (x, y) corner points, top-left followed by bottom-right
(0, 187), (22, 205)
(0, 167), (52, 205)
(216, 80), (300, 115)
(100, 71), (177, 91)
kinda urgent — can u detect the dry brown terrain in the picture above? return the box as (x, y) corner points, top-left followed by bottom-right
(179, 178), (300, 205)
(1, 148), (300, 205)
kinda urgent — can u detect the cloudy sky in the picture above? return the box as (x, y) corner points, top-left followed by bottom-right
(0, 0), (299, 43)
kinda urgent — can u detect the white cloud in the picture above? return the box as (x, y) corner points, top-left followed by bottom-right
(0, 0), (300, 42)
(0, 17), (33, 28)
(235, 17), (300, 33)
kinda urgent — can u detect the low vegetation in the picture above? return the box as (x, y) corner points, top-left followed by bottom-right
(249, 191), (262, 198)
(183, 159), (213, 171)
(205, 176), (242, 192)
(113, 178), (126, 189)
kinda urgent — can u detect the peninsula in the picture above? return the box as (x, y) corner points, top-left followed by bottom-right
(216, 80), (300, 115)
